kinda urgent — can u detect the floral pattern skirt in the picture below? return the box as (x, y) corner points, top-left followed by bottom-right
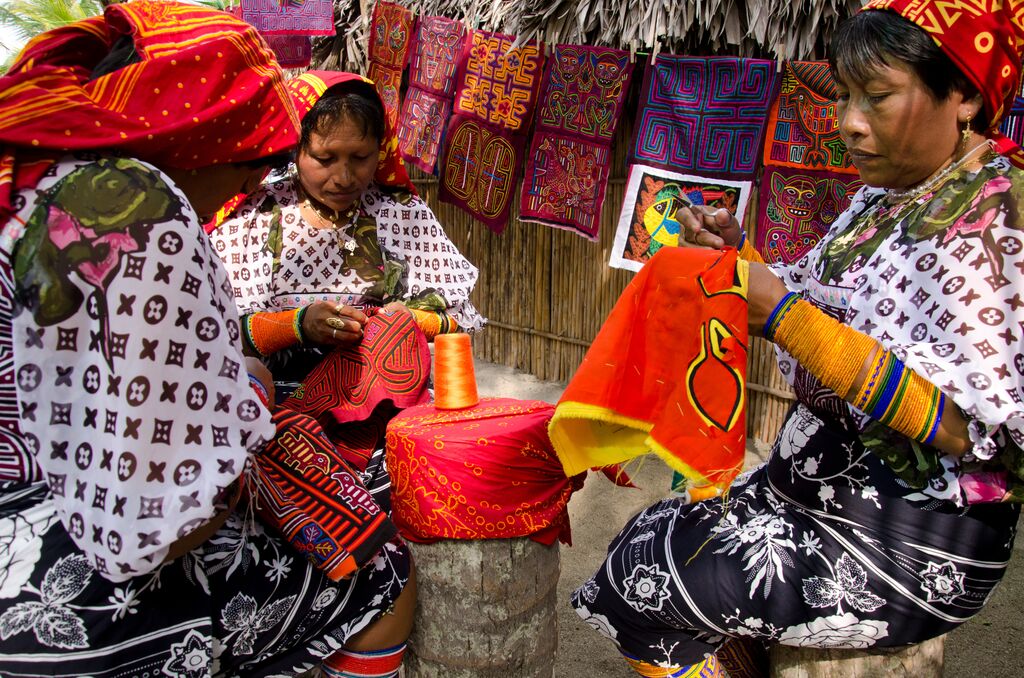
(0, 450), (409, 678)
(572, 404), (1020, 666)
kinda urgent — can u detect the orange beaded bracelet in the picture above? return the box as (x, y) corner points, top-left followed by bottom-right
(409, 308), (458, 340)
(244, 309), (303, 356)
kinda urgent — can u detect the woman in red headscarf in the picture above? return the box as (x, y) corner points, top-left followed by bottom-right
(568, 4), (1024, 676)
(0, 4), (413, 677)
(210, 71), (483, 372)
(208, 75), (484, 560)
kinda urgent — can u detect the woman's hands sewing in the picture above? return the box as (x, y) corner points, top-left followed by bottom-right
(677, 205), (745, 250)
(677, 205), (789, 338)
(303, 301), (367, 347)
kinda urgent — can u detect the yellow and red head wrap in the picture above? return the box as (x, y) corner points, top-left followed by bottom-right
(287, 70), (414, 192)
(862, 0), (1024, 160)
(0, 0), (301, 224)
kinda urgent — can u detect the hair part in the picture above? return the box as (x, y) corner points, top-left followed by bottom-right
(300, 81), (386, 151)
(829, 10), (986, 131)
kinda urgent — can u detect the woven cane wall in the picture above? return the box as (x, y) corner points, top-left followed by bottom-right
(409, 111), (796, 444)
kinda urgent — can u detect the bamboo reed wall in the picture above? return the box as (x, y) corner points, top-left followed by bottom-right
(410, 106), (796, 444)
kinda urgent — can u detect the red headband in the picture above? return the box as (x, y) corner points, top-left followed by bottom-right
(287, 71), (414, 192)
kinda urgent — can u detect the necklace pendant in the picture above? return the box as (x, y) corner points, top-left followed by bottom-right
(343, 237), (357, 253)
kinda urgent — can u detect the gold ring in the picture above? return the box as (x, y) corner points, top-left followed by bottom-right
(326, 317), (346, 330)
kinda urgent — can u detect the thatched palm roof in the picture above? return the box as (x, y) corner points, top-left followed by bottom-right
(312, 0), (862, 71)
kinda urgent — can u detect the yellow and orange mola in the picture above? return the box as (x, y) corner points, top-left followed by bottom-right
(548, 247), (749, 495)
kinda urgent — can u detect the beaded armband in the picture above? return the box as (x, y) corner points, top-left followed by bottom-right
(243, 308), (303, 356)
(773, 298), (944, 444)
(409, 308), (459, 340)
(736, 230), (765, 264)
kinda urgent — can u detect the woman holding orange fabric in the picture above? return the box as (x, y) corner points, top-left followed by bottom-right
(572, 4), (1024, 676)
(0, 5), (412, 677)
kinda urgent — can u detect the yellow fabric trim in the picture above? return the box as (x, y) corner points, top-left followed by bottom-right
(548, 401), (653, 477)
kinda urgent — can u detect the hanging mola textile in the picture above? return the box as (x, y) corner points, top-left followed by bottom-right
(367, 0), (414, 135)
(398, 15), (467, 174)
(519, 45), (635, 241)
(439, 30), (544, 233)
(757, 61), (862, 265)
(610, 56), (776, 271)
(548, 247), (749, 495)
(240, 0), (335, 36)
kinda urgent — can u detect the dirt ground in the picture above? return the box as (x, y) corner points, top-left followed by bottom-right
(473, 359), (1024, 678)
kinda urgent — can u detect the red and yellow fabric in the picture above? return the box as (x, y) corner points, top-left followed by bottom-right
(863, 0), (1024, 164)
(548, 247), (749, 494)
(385, 397), (582, 546)
(0, 0), (300, 225)
(287, 70), (414, 192)
(252, 408), (398, 581)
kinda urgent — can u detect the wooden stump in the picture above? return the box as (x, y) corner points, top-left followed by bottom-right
(404, 537), (560, 678)
(769, 635), (945, 678)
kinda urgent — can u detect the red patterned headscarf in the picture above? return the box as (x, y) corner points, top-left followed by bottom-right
(288, 70), (414, 192)
(862, 0), (1024, 161)
(0, 0), (300, 226)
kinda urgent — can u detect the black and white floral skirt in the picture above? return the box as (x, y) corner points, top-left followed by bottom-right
(0, 452), (409, 678)
(572, 404), (1020, 666)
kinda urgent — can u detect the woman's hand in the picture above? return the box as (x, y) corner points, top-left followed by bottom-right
(677, 206), (744, 249)
(748, 262), (790, 337)
(302, 301), (367, 348)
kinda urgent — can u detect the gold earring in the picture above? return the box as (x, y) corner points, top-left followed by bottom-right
(961, 113), (973, 148)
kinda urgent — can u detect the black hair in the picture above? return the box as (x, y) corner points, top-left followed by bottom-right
(829, 10), (986, 130)
(299, 80), (385, 151)
(89, 34), (141, 80)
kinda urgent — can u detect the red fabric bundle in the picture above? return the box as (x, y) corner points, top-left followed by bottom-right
(0, 0), (300, 225)
(386, 398), (581, 545)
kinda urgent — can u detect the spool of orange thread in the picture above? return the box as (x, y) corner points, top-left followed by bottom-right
(433, 333), (479, 409)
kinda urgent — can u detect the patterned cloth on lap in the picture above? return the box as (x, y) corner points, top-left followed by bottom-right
(386, 398), (581, 545)
(549, 247), (749, 492)
(439, 30), (545, 232)
(367, 0), (414, 135)
(256, 312), (427, 579)
(280, 311), (431, 467)
(252, 409), (398, 581)
(519, 45), (634, 240)
(240, 0), (334, 36)
(398, 15), (466, 174)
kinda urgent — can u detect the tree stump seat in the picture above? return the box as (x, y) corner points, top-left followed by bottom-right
(769, 634), (945, 677)
(403, 537), (560, 678)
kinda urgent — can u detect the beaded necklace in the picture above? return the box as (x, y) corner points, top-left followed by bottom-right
(297, 184), (359, 253)
(825, 141), (993, 260)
